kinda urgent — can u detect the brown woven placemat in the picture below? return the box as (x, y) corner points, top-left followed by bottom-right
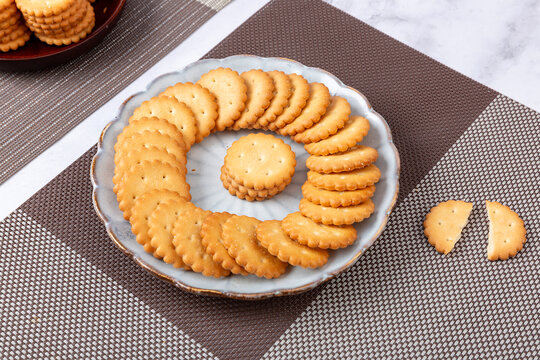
(1, 1), (538, 359)
(0, 0), (230, 185)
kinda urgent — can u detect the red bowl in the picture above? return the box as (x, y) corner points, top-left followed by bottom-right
(0, 0), (126, 72)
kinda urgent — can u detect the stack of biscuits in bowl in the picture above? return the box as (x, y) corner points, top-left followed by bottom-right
(113, 67), (382, 279)
(0, 0), (95, 51)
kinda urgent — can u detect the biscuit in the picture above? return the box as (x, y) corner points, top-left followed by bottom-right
(256, 220), (329, 268)
(130, 189), (186, 254)
(27, 0), (89, 35)
(117, 116), (186, 151)
(0, 20), (28, 42)
(423, 200), (474, 255)
(15, 0), (76, 17)
(0, 26), (29, 51)
(222, 215), (287, 279)
(116, 160), (190, 220)
(0, 14), (20, 30)
(253, 70), (292, 129)
(220, 174), (266, 201)
(304, 116), (370, 156)
(131, 96), (198, 150)
(307, 164), (381, 191)
(200, 212), (248, 275)
(281, 212), (357, 249)
(302, 182), (376, 208)
(160, 82), (218, 142)
(113, 131), (186, 181)
(486, 201), (526, 261)
(197, 67), (247, 131)
(220, 166), (287, 199)
(172, 207), (230, 277)
(292, 96), (350, 144)
(278, 82), (331, 136)
(231, 69), (274, 130)
(224, 133), (296, 190)
(299, 198), (375, 225)
(148, 197), (196, 269)
(34, 3), (94, 45)
(22, 0), (83, 24)
(0, 3), (18, 23)
(306, 145), (378, 173)
(267, 73), (309, 131)
(0, 18), (23, 37)
(113, 147), (186, 190)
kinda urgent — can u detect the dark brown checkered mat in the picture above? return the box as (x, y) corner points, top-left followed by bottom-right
(2, 1), (538, 359)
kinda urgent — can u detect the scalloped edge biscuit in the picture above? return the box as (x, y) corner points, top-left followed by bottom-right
(172, 207), (230, 278)
(148, 197), (196, 269)
(293, 96), (350, 144)
(220, 173), (266, 201)
(197, 67), (247, 131)
(302, 182), (376, 208)
(307, 164), (381, 191)
(306, 145), (378, 173)
(268, 73), (310, 131)
(131, 96), (198, 150)
(256, 220), (329, 268)
(116, 160), (190, 220)
(222, 215), (287, 279)
(224, 133), (296, 190)
(34, 4), (94, 46)
(278, 82), (330, 136)
(0, 27), (29, 51)
(159, 82), (218, 142)
(129, 189), (186, 254)
(16, 0), (76, 17)
(221, 166), (288, 198)
(232, 69), (275, 130)
(299, 198), (375, 225)
(200, 212), (248, 275)
(253, 70), (292, 129)
(304, 115), (370, 156)
(282, 212), (357, 249)
(486, 201), (526, 261)
(424, 200), (474, 255)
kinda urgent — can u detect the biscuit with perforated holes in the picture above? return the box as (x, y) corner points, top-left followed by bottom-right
(486, 201), (526, 261)
(232, 69), (274, 130)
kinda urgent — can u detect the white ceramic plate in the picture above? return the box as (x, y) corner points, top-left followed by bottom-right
(91, 55), (400, 300)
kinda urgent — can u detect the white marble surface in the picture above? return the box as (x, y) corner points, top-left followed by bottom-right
(325, 0), (540, 113)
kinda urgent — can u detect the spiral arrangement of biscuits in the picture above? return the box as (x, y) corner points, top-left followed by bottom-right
(0, 0), (95, 52)
(114, 67), (380, 278)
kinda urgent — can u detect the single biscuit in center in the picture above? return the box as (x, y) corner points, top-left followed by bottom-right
(223, 133), (296, 190)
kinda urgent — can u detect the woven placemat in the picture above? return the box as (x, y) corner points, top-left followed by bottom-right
(1, 1), (538, 359)
(0, 0), (229, 185)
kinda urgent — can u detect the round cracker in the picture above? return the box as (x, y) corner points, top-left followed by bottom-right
(15, 0), (76, 17)
(220, 166), (287, 199)
(116, 160), (191, 220)
(253, 70), (292, 129)
(278, 82), (330, 136)
(293, 96), (350, 144)
(486, 201), (527, 261)
(160, 82), (218, 142)
(220, 174), (266, 201)
(307, 164), (381, 191)
(306, 145), (378, 173)
(299, 198), (375, 226)
(23, 0), (83, 24)
(130, 189), (186, 254)
(232, 69), (274, 130)
(148, 197), (196, 269)
(222, 215), (287, 279)
(117, 116), (187, 151)
(223, 133), (296, 190)
(302, 182), (376, 208)
(113, 147), (186, 189)
(304, 115), (370, 156)
(131, 96), (198, 150)
(268, 73), (309, 131)
(282, 212), (357, 249)
(0, 27), (29, 51)
(172, 207), (230, 278)
(0, 3), (18, 23)
(256, 220), (329, 268)
(200, 212), (248, 275)
(26, 0), (89, 35)
(197, 67), (247, 131)
(34, 8), (94, 45)
(0, 21), (29, 43)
